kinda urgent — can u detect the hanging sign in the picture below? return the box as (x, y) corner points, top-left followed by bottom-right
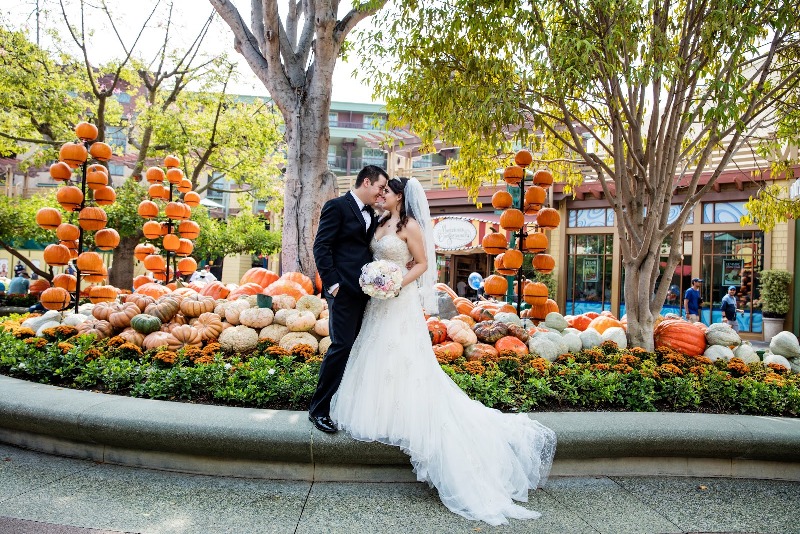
(433, 217), (478, 250)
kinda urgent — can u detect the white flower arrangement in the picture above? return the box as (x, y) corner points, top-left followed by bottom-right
(359, 260), (403, 299)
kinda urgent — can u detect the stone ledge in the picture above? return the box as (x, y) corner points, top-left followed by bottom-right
(1, 375), (799, 481)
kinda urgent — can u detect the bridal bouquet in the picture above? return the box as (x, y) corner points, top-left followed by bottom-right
(359, 260), (403, 299)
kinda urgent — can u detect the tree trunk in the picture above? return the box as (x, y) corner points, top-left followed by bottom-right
(109, 234), (138, 290)
(279, 103), (337, 275)
(624, 261), (658, 351)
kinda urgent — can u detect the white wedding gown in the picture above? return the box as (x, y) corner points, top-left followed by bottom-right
(330, 234), (557, 526)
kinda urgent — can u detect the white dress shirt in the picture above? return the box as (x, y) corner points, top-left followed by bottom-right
(350, 191), (372, 231)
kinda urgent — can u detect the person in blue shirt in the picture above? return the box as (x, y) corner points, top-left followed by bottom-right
(7, 272), (30, 295)
(720, 285), (743, 332)
(683, 278), (703, 322)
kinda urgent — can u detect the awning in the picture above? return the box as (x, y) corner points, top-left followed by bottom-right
(432, 213), (537, 253)
(200, 197), (224, 208)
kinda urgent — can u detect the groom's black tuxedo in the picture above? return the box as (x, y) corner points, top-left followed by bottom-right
(309, 191), (378, 418)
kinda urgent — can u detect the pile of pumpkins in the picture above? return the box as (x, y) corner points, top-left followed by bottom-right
(428, 286), (798, 372)
(21, 267), (331, 355)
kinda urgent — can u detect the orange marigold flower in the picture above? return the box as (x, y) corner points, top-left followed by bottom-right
(612, 363), (633, 374)
(57, 342), (74, 354)
(726, 357), (749, 376)
(266, 345), (290, 357)
(687, 354), (713, 366)
(529, 357), (551, 373)
(555, 353), (573, 364)
(463, 361), (486, 375)
(292, 343), (316, 359)
(12, 327), (36, 339)
(84, 348), (103, 361)
(764, 373), (786, 386)
(617, 354), (640, 366)
(767, 363), (788, 375)
(117, 343), (142, 356)
(663, 353), (687, 366)
(657, 363), (683, 376)
(182, 347), (204, 362)
(193, 354), (215, 365)
(154, 350), (178, 365)
(688, 365), (708, 376)
(24, 337), (47, 349)
(629, 347), (649, 356)
(203, 342), (221, 356)
(107, 336), (126, 348)
(590, 363), (611, 372)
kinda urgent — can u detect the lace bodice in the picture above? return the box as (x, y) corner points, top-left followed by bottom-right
(371, 234), (412, 268)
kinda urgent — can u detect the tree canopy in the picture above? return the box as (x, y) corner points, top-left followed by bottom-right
(363, 0), (800, 348)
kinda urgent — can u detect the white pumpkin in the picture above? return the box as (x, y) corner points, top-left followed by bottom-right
(763, 352), (792, 371)
(493, 312), (522, 326)
(259, 324), (289, 342)
(544, 312), (568, 331)
(274, 308), (300, 326)
(704, 345), (735, 362)
(279, 331), (319, 352)
(314, 318), (329, 337)
(579, 328), (603, 349)
(705, 323), (741, 347)
(528, 337), (559, 362)
(601, 327), (628, 349)
(22, 310), (62, 332)
(286, 311), (316, 332)
(562, 332), (583, 353)
(219, 325), (259, 353)
(222, 299), (251, 325)
(769, 331), (800, 359)
(733, 343), (760, 364)
(318, 336), (332, 356)
(239, 307), (274, 329)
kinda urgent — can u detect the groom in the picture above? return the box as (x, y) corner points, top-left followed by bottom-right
(309, 165), (389, 433)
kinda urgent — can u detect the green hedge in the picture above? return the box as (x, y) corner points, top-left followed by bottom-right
(0, 325), (798, 416)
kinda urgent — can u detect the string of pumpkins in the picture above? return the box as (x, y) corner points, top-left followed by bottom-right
(134, 155), (201, 284)
(37, 121), (120, 311)
(479, 149), (561, 321)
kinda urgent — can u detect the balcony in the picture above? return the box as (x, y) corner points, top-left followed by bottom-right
(328, 156), (387, 174)
(329, 120), (386, 130)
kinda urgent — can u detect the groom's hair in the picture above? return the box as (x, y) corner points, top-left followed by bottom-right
(355, 165), (389, 188)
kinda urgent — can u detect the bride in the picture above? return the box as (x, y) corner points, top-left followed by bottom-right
(330, 177), (556, 526)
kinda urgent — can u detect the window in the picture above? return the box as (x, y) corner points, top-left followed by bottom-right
(702, 201), (747, 223)
(115, 92), (131, 103)
(362, 148), (385, 167)
(206, 172), (225, 202)
(328, 146), (338, 167)
(412, 154), (433, 169)
(565, 234), (614, 315)
(363, 114), (386, 129)
(568, 208), (614, 227)
(701, 230), (764, 333)
(108, 163), (125, 176)
(106, 126), (127, 151)
(328, 112), (339, 127)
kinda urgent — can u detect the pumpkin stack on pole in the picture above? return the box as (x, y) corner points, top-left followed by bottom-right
(480, 149), (561, 323)
(136, 155), (201, 286)
(37, 121), (118, 312)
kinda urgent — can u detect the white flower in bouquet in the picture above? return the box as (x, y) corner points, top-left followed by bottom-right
(360, 260), (403, 299)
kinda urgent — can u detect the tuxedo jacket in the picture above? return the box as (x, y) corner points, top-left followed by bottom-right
(313, 191), (377, 298)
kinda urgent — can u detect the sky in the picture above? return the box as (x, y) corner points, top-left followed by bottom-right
(1, 0), (380, 104)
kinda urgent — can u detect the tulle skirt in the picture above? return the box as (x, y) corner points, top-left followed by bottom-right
(330, 285), (557, 526)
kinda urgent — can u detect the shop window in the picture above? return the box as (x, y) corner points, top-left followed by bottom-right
(567, 208), (614, 227)
(362, 148), (385, 167)
(565, 234), (614, 315)
(667, 204), (694, 225)
(702, 201), (747, 223)
(412, 154), (433, 168)
(701, 231), (764, 333)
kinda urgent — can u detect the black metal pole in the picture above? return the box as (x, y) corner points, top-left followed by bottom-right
(73, 150), (88, 313)
(516, 170), (526, 313)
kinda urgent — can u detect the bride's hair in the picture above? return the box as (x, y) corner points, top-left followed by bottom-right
(380, 177), (412, 232)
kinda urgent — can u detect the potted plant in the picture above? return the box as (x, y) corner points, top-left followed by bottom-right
(759, 269), (792, 341)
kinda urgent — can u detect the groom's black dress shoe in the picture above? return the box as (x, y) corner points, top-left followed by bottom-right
(309, 415), (338, 433)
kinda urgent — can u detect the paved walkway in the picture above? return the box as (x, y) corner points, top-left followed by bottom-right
(1, 443), (799, 534)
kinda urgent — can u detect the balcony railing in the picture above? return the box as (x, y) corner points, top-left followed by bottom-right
(328, 156), (387, 173)
(329, 120), (386, 130)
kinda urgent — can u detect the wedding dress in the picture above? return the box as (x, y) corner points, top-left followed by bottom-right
(330, 234), (557, 526)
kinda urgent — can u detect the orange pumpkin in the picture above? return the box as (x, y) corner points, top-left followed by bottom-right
(94, 228), (120, 250)
(470, 306), (495, 323)
(142, 221), (163, 240)
(57, 186), (84, 211)
(183, 191), (201, 207)
(78, 206), (107, 231)
(280, 272), (314, 294)
(432, 341), (464, 363)
(94, 186), (116, 205)
(492, 191), (513, 210)
(199, 281), (231, 300)
(135, 282), (172, 299)
(56, 223), (80, 242)
(89, 141), (112, 162)
(533, 169), (554, 189)
(177, 178), (192, 194)
(162, 233), (180, 252)
(145, 167), (166, 184)
(535, 207), (560, 230)
(532, 254), (555, 274)
(530, 299), (559, 321)
(568, 314), (593, 332)
(59, 142), (88, 168)
(494, 254), (516, 276)
(36, 207), (62, 230)
(483, 274), (508, 298)
(164, 154), (180, 168)
(427, 318), (448, 345)
(495, 336), (528, 357)
(28, 279), (50, 296)
(175, 238), (193, 257)
(75, 121), (98, 141)
(524, 186), (546, 213)
(482, 232), (508, 255)
(240, 267), (279, 288)
(53, 273), (77, 292)
(586, 316), (623, 335)
(228, 282), (264, 299)
(523, 232), (548, 253)
(165, 202), (186, 220)
(166, 168), (184, 185)
(132, 275), (155, 290)
(654, 319), (707, 357)
(40, 287), (71, 310)
(178, 220), (200, 240)
(76, 251), (104, 274)
(86, 169), (108, 190)
(263, 279), (306, 301)
(523, 281), (548, 305)
(143, 254), (167, 273)
(503, 249), (524, 270)
(43, 243), (72, 266)
(177, 257), (197, 276)
(514, 149), (533, 167)
(88, 284), (118, 303)
(49, 161), (73, 181)
(451, 314), (476, 326)
(138, 200), (159, 219)
(503, 165), (524, 186)
(500, 209), (524, 232)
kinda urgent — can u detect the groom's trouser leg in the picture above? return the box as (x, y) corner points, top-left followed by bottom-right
(308, 295), (366, 417)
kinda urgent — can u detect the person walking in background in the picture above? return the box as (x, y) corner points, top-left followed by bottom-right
(720, 286), (743, 332)
(190, 264), (217, 283)
(684, 278), (703, 323)
(8, 271), (29, 295)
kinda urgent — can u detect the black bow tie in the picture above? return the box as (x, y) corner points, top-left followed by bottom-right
(362, 205), (374, 216)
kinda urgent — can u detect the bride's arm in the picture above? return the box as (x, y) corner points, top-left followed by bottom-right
(400, 219), (428, 288)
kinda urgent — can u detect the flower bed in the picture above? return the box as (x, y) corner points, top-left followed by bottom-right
(1, 315), (797, 416)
